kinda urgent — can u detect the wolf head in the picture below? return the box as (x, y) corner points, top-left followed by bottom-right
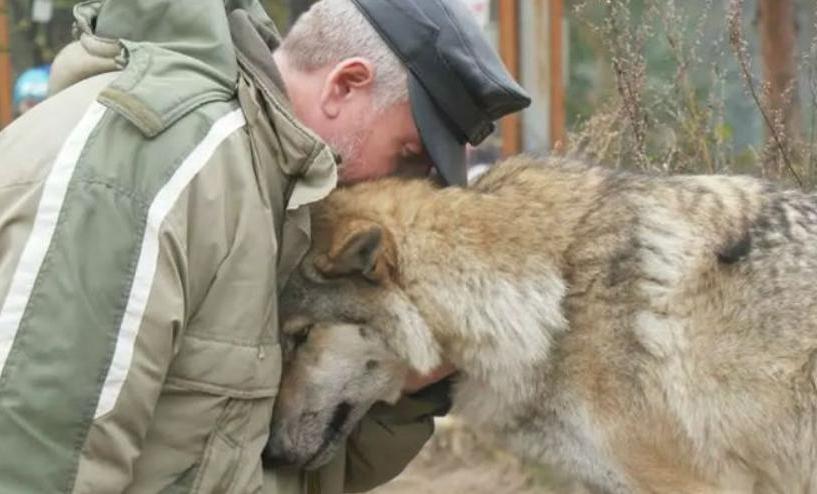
(265, 165), (575, 469)
(265, 184), (443, 469)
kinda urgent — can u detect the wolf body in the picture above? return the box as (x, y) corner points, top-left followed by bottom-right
(268, 157), (817, 494)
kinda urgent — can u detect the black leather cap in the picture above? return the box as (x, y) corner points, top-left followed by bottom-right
(350, 0), (531, 186)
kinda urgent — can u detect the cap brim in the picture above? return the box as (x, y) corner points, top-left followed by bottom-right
(408, 74), (467, 186)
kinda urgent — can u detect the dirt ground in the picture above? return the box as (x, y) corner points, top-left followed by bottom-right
(369, 418), (588, 494)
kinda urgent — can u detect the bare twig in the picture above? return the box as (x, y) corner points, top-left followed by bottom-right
(603, 0), (650, 170)
(566, 0), (813, 188)
(727, 0), (802, 187)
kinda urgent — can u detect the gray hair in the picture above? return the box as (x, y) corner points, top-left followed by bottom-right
(280, 0), (409, 111)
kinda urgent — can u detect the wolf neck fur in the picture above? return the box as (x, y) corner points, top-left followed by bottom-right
(380, 172), (599, 416)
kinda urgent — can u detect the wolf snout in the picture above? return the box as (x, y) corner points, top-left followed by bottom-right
(261, 448), (296, 469)
(262, 430), (301, 468)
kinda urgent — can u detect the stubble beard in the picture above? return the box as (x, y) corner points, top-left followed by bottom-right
(330, 126), (367, 185)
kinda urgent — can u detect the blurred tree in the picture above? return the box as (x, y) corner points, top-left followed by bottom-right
(5, 1), (300, 79)
(286, 0), (313, 26)
(261, 0), (289, 30)
(7, 0), (74, 77)
(757, 0), (801, 157)
(1, 0), (13, 125)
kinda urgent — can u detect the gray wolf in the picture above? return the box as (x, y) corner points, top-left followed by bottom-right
(0, 0), (526, 491)
(268, 156), (817, 493)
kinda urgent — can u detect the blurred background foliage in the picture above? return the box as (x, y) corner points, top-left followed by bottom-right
(4, 0), (816, 187)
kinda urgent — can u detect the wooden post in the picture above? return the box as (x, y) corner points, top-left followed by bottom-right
(549, 0), (566, 151)
(498, 0), (521, 157)
(757, 0), (800, 173)
(0, 0), (13, 127)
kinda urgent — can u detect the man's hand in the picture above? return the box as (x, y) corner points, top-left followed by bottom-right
(402, 362), (457, 394)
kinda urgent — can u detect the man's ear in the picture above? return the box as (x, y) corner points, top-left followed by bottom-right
(320, 58), (375, 119)
(315, 219), (385, 282)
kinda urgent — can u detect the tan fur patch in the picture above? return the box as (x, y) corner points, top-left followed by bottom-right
(273, 157), (817, 493)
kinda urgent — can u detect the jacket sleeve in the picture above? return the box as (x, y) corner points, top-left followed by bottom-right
(70, 215), (191, 492)
(0, 178), (189, 492)
(67, 111), (252, 492)
(342, 378), (454, 492)
(0, 96), (249, 493)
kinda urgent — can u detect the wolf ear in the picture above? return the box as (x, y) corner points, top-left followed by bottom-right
(316, 220), (385, 282)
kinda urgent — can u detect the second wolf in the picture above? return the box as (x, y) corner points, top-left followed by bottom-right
(267, 157), (817, 493)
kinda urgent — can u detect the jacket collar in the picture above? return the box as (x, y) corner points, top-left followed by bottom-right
(229, 9), (338, 211)
(78, 0), (336, 208)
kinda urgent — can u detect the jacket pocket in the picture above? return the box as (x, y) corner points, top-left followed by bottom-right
(191, 416), (242, 493)
(166, 335), (281, 399)
(163, 336), (282, 494)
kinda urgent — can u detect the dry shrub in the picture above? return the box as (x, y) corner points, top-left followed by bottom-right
(566, 0), (817, 189)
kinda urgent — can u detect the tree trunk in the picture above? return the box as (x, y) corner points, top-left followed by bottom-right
(288, 0), (313, 27)
(757, 0), (801, 171)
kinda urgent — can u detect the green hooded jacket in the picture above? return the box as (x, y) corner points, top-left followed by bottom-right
(0, 1), (445, 492)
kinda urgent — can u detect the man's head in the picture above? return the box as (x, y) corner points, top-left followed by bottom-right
(275, 0), (531, 186)
(275, 0), (425, 184)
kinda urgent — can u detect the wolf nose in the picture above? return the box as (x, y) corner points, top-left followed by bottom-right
(261, 446), (297, 469)
(262, 431), (298, 469)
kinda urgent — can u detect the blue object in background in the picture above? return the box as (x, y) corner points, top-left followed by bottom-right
(13, 64), (51, 115)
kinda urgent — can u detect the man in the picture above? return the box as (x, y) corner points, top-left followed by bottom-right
(0, 0), (530, 492)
